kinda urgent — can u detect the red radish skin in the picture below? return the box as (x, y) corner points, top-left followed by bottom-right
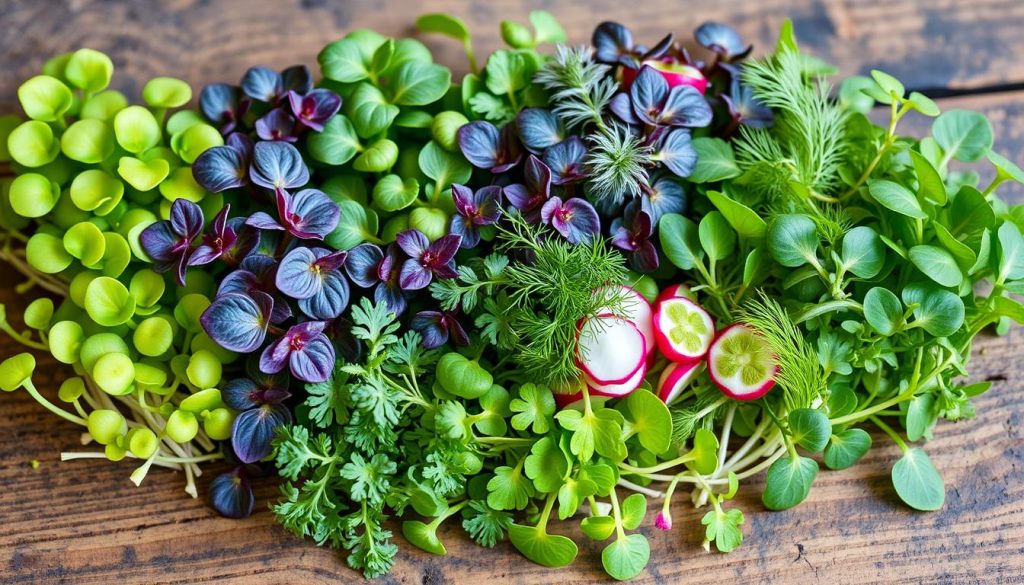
(657, 360), (705, 405)
(593, 285), (655, 356)
(707, 324), (778, 401)
(653, 297), (715, 363)
(655, 283), (694, 305)
(576, 315), (647, 385)
(585, 362), (647, 397)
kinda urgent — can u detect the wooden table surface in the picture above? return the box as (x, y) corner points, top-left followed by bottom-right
(2, 1), (1024, 583)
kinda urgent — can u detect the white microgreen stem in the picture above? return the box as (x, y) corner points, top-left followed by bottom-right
(608, 488), (627, 541)
(717, 404), (737, 472)
(23, 380), (87, 427)
(617, 478), (663, 499)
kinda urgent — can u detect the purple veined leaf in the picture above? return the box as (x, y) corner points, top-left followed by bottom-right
(287, 89), (341, 132)
(641, 33), (674, 62)
(659, 85), (713, 128)
(592, 21), (636, 65)
(374, 281), (407, 316)
(642, 176), (687, 225)
(373, 243), (408, 314)
(397, 230), (461, 290)
(609, 93), (639, 125)
(611, 200), (659, 272)
(630, 65), (670, 125)
(277, 188), (341, 240)
(255, 107), (299, 143)
(259, 321), (334, 383)
(200, 291), (274, 353)
(226, 132), (255, 160)
(281, 65), (313, 95)
(450, 184), (502, 249)
(222, 217), (260, 265)
(217, 268), (261, 298)
(193, 145), (249, 193)
(503, 155), (552, 223)
(241, 66), (284, 103)
(140, 199), (204, 286)
(242, 354), (291, 400)
(493, 124), (524, 172)
(411, 310), (469, 349)
(458, 120), (501, 170)
(695, 21), (752, 61)
(230, 255), (293, 324)
(209, 467), (255, 519)
(231, 404), (292, 463)
(200, 83), (246, 134)
(250, 141), (310, 190)
(723, 78), (773, 129)
(542, 136), (588, 185)
(656, 129), (698, 178)
(275, 246), (348, 300)
(298, 267), (350, 320)
(396, 228), (430, 259)
(170, 198), (204, 241)
(222, 378), (261, 410)
(344, 243), (385, 288)
(540, 196), (601, 244)
(190, 205), (238, 266)
(516, 108), (564, 153)
(245, 211), (284, 231)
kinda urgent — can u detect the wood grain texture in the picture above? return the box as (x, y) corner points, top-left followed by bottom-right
(1, 1), (1024, 583)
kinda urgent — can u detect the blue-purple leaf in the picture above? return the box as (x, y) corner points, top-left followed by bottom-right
(592, 21), (635, 65)
(200, 83), (246, 133)
(231, 404), (292, 463)
(281, 65), (313, 95)
(250, 141), (309, 190)
(255, 107), (299, 143)
(609, 92), (639, 125)
(298, 269), (350, 320)
(209, 467), (255, 518)
(275, 247), (321, 299)
(458, 120), (501, 169)
(281, 189), (341, 240)
(200, 291), (274, 353)
(516, 108), (564, 153)
(288, 89), (342, 132)
(660, 85), (713, 128)
(643, 177), (687, 225)
(631, 66), (670, 125)
(695, 22), (751, 60)
(193, 145), (248, 192)
(541, 196), (600, 244)
(345, 243), (384, 288)
(259, 321), (335, 382)
(657, 129), (698, 178)
(241, 66), (284, 103)
(543, 136), (587, 185)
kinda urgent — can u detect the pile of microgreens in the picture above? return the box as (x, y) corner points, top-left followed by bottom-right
(1, 11), (1022, 584)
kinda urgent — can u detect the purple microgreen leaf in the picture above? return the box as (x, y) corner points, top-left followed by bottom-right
(345, 243), (385, 288)
(170, 198), (204, 241)
(255, 107), (299, 143)
(241, 66), (284, 103)
(504, 155), (552, 223)
(226, 132), (254, 160)
(611, 199), (659, 271)
(592, 21), (636, 65)
(643, 177), (686, 225)
(449, 215), (481, 249)
(209, 467), (255, 519)
(723, 78), (773, 129)
(540, 196), (600, 244)
(609, 92), (639, 125)
(457, 120), (501, 170)
(231, 404), (292, 463)
(450, 184), (502, 249)
(631, 65), (670, 125)
(190, 206), (237, 266)
(201, 291), (274, 353)
(396, 229), (430, 259)
(374, 281), (407, 316)
(245, 211), (285, 231)
(217, 269), (261, 297)
(193, 145), (249, 192)
(250, 141), (309, 190)
(139, 221), (178, 266)
(298, 268), (350, 320)
(656, 129), (698, 178)
(282, 188), (340, 239)
(223, 217), (260, 265)
(659, 85), (713, 128)
(399, 258), (433, 290)
(287, 89), (341, 132)
(493, 124), (524, 173)
(542, 136), (588, 185)
(695, 22), (752, 61)
(222, 378), (261, 410)
(641, 33), (674, 61)
(275, 247), (322, 299)
(411, 310), (469, 349)
(200, 83), (245, 134)
(517, 108), (564, 153)
(281, 65), (313, 95)
(287, 331), (335, 383)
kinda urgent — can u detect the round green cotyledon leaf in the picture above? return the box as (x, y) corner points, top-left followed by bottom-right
(84, 275), (136, 326)
(23, 298), (54, 331)
(767, 214), (819, 267)
(80, 90), (129, 121)
(17, 75), (73, 122)
(70, 169), (124, 213)
(113, 105), (162, 154)
(698, 211), (736, 261)
(353, 137), (398, 172)
(170, 123), (223, 164)
(118, 156), (170, 192)
(909, 245), (963, 288)
(762, 455), (819, 510)
(93, 352), (136, 395)
(402, 520), (447, 555)
(142, 77), (192, 109)
(8, 173), (60, 218)
(372, 174), (419, 212)
(841, 225), (885, 279)
(7, 120), (60, 167)
(61, 118), (115, 164)
(788, 408), (831, 453)
(602, 534), (650, 581)
(507, 523), (578, 568)
(823, 428), (872, 470)
(48, 320), (84, 364)
(26, 232), (73, 274)
(863, 286), (903, 335)
(63, 221), (107, 267)
(0, 353), (35, 392)
(902, 283), (965, 338)
(159, 166), (207, 202)
(868, 179), (926, 219)
(65, 48), (114, 92)
(308, 114), (361, 165)
(892, 448), (945, 511)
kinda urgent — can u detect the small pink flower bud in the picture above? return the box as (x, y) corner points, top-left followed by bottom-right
(655, 510), (673, 531)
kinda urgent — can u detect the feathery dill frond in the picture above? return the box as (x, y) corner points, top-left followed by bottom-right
(584, 124), (653, 205)
(739, 291), (825, 413)
(535, 45), (618, 129)
(735, 50), (848, 200)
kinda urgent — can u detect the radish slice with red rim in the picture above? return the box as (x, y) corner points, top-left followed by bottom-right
(653, 297), (715, 362)
(576, 315), (646, 385)
(657, 360), (705, 405)
(593, 285), (655, 356)
(656, 283), (695, 305)
(707, 323), (778, 400)
(585, 362), (647, 397)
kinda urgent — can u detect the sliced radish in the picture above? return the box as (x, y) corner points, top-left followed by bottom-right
(657, 360), (705, 405)
(585, 362), (647, 397)
(656, 283), (695, 305)
(593, 285), (655, 356)
(707, 324), (778, 400)
(576, 315), (646, 385)
(653, 297), (715, 362)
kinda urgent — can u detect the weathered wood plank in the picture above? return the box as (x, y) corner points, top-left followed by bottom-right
(0, 0), (1023, 115)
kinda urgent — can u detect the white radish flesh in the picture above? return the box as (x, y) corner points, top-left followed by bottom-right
(707, 324), (778, 400)
(657, 360), (705, 405)
(653, 297), (715, 362)
(593, 285), (655, 356)
(576, 315), (646, 385)
(586, 362), (647, 397)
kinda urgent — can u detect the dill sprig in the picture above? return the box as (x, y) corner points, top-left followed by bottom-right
(734, 50), (849, 204)
(738, 291), (825, 413)
(585, 123), (653, 205)
(534, 45), (618, 130)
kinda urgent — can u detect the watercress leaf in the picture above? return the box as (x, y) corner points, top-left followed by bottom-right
(84, 276), (136, 327)
(997, 222), (1024, 283)
(698, 211), (736, 261)
(487, 465), (535, 511)
(419, 140), (472, 188)
(948, 185), (994, 236)
(762, 455), (818, 510)
(659, 213), (702, 270)
(892, 448), (945, 511)
(841, 225), (884, 279)
(525, 436), (569, 493)
(932, 109), (993, 163)
(346, 83), (400, 139)
(905, 393), (936, 441)
(353, 138), (398, 173)
(767, 214), (819, 267)
(838, 76), (876, 114)
(909, 245), (963, 287)
(508, 523), (578, 568)
(516, 108), (564, 153)
(823, 428), (872, 470)
(863, 287), (903, 335)
(827, 386), (858, 418)
(656, 129), (698, 178)
(485, 50), (528, 96)
(622, 388), (672, 454)
(690, 138), (740, 183)
(602, 534), (650, 581)
(620, 493), (647, 530)
(250, 141), (309, 190)
(868, 179), (926, 219)
(788, 408), (831, 453)
(373, 174), (419, 212)
(529, 11), (566, 45)
(903, 282), (964, 337)
(389, 62), (451, 106)
(931, 222), (976, 269)
(701, 507), (744, 553)
(907, 91), (940, 117)
(909, 150), (946, 205)
(581, 514), (616, 540)
(307, 114), (361, 165)
(402, 520), (446, 555)
(690, 428), (719, 475)
(319, 38), (375, 83)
